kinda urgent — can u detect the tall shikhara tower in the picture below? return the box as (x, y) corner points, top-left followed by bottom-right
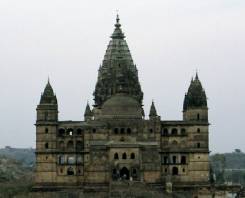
(94, 15), (143, 108)
(34, 16), (210, 197)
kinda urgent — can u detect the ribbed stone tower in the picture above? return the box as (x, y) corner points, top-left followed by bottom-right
(93, 15), (144, 120)
(93, 15), (143, 107)
(183, 73), (208, 121)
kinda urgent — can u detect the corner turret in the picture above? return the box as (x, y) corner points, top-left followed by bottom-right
(37, 79), (58, 122)
(84, 102), (93, 121)
(183, 73), (208, 122)
(149, 101), (158, 120)
(35, 79), (58, 185)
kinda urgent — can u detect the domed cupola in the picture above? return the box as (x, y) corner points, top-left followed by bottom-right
(99, 93), (143, 120)
(183, 73), (208, 122)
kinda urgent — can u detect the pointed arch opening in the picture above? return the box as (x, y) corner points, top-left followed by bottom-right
(172, 167), (178, 175)
(67, 167), (74, 176)
(122, 152), (127, 159)
(120, 167), (129, 180)
(114, 153), (119, 160)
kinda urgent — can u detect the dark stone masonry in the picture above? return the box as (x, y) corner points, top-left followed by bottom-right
(31, 15), (223, 198)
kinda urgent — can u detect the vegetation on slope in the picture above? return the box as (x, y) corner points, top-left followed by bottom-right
(0, 148), (34, 198)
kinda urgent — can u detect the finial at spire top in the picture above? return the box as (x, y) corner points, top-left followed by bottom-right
(116, 13), (120, 24)
(195, 70), (199, 80)
(115, 13), (121, 28)
(111, 13), (124, 39)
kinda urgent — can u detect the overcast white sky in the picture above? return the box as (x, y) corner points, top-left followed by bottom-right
(0, 0), (244, 153)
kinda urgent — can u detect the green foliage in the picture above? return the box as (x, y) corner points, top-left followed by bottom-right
(210, 149), (245, 185)
(0, 147), (35, 167)
(0, 151), (33, 197)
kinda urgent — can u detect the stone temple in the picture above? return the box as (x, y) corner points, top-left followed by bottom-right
(34, 15), (210, 197)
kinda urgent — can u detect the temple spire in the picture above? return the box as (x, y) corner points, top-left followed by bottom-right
(39, 79), (57, 105)
(183, 74), (207, 111)
(195, 71), (199, 81)
(84, 102), (93, 121)
(149, 100), (157, 118)
(93, 16), (143, 107)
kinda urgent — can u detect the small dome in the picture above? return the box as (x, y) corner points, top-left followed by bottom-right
(100, 94), (143, 119)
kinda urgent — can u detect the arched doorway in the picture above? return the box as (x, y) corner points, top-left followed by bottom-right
(172, 167), (178, 175)
(67, 167), (74, 175)
(120, 167), (129, 180)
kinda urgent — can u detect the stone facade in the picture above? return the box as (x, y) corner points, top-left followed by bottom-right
(34, 15), (210, 195)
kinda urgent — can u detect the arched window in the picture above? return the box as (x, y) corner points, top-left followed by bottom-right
(162, 128), (168, 136)
(76, 141), (83, 151)
(59, 141), (65, 150)
(149, 128), (153, 133)
(181, 156), (186, 164)
(77, 156), (83, 164)
(77, 128), (82, 135)
(67, 167), (74, 176)
(58, 155), (65, 164)
(114, 128), (119, 134)
(163, 156), (168, 164)
(120, 128), (125, 134)
(172, 156), (177, 164)
(67, 141), (74, 150)
(67, 128), (73, 136)
(58, 128), (65, 136)
(67, 156), (75, 164)
(130, 153), (135, 159)
(114, 153), (119, 160)
(45, 128), (49, 134)
(197, 128), (200, 133)
(181, 128), (186, 135)
(45, 143), (49, 149)
(172, 167), (178, 175)
(171, 128), (178, 135)
(132, 168), (137, 178)
(127, 128), (131, 134)
(122, 153), (127, 159)
(197, 142), (201, 148)
(197, 113), (200, 120)
(92, 128), (96, 133)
